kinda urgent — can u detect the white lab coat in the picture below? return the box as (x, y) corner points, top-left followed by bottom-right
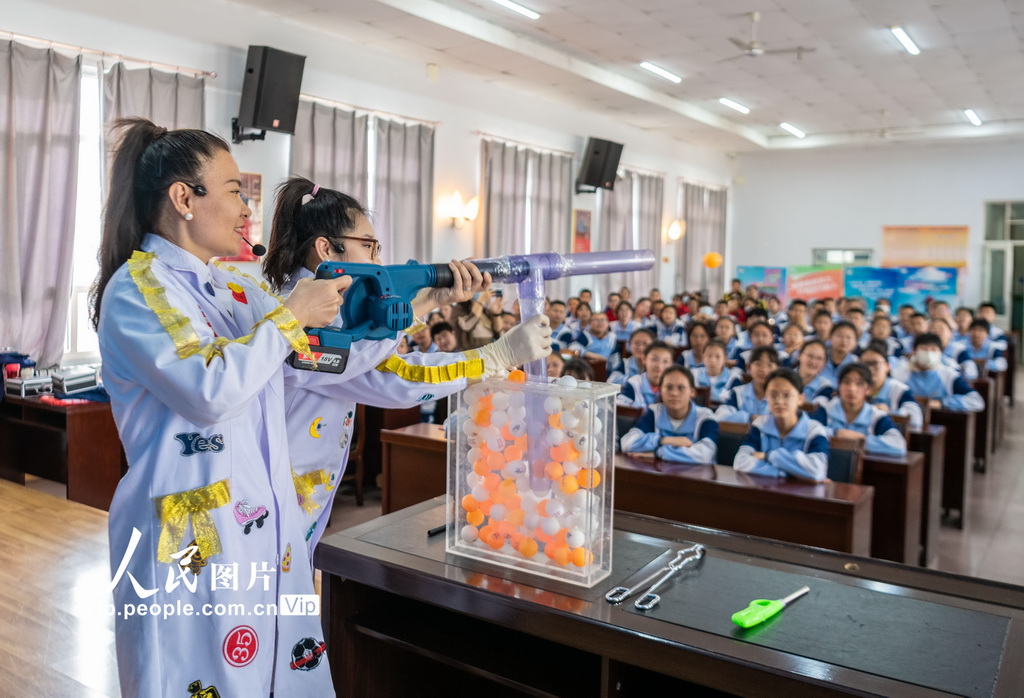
(99, 235), (366, 697)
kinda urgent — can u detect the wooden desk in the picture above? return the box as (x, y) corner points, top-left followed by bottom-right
(909, 426), (946, 568)
(615, 456), (873, 556)
(929, 409), (976, 528)
(363, 405), (424, 490)
(972, 378), (995, 472)
(318, 500), (1024, 697)
(862, 452), (924, 565)
(380, 423), (448, 514)
(0, 395), (125, 510)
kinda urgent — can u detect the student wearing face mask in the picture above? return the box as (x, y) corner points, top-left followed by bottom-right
(875, 298), (893, 319)
(715, 346), (780, 423)
(618, 341), (674, 408)
(927, 317), (978, 378)
(692, 340), (744, 402)
(859, 341), (923, 429)
(891, 334), (984, 412)
(734, 369), (830, 482)
(620, 366), (719, 464)
(810, 363), (907, 457)
(607, 328), (654, 386)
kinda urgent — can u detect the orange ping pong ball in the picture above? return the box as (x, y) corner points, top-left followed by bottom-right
(509, 369), (526, 383)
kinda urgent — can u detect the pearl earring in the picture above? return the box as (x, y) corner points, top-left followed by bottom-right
(184, 213), (193, 221)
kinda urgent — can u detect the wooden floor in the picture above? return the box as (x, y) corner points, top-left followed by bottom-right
(6, 368), (1022, 696)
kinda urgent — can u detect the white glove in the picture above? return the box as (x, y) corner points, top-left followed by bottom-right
(478, 315), (552, 376)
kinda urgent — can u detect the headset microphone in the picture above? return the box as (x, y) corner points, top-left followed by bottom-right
(242, 236), (266, 256)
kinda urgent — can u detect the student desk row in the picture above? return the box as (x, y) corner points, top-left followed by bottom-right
(316, 499), (1024, 697)
(379, 423), (931, 564)
(0, 395), (125, 510)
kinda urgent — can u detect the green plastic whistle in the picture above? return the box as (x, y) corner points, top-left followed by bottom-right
(731, 585), (810, 628)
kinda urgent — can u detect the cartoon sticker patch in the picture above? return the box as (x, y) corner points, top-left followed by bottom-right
(282, 544), (292, 573)
(289, 637), (326, 671)
(187, 680), (221, 698)
(233, 500), (269, 535)
(308, 417), (325, 439)
(227, 281), (248, 305)
(222, 625), (259, 668)
(174, 432), (225, 457)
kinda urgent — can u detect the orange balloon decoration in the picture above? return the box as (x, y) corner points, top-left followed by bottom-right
(703, 252), (723, 269)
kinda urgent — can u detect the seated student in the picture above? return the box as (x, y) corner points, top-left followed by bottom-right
(862, 313), (903, 359)
(929, 299), (953, 322)
(795, 339), (836, 406)
(736, 321), (785, 370)
(620, 366), (719, 464)
(603, 291), (621, 322)
(960, 319), (1009, 373)
(976, 302), (1008, 346)
(928, 317), (978, 378)
(845, 306), (870, 347)
(874, 297), (894, 319)
(821, 321), (859, 383)
(714, 315), (741, 362)
(612, 301), (639, 342)
(739, 307), (771, 346)
(619, 340), (674, 408)
(716, 346), (780, 423)
(565, 300), (592, 337)
(779, 323), (805, 367)
(734, 369), (830, 482)
(810, 363), (907, 457)
(677, 321), (710, 368)
(953, 306), (974, 344)
(766, 295), (787, 327)
(899, 312), (930, 354)
(859, 341), (924, 430)
(787, 299), (812, 335)
(409, 324), (435, 353)
(430, 321), (460, 353)
(693, 339), (744, 403)
(651, 303), (687, 346)
(396, 335), (412, 355)
(561, 357), (595, 382)
(607, 328), (654, 385)
(546, 299), (570, 341)
(570, 313), (617, 359)
(894, 304), (916, 340)
(810, 309), (834, 342)
(546, 351), (566, 378)
(822, 297), (838, 322)
(891, 333), (985, 412)
(633, 297), (653, 326)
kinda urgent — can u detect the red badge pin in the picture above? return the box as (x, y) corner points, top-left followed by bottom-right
(223, 625), (259, 667)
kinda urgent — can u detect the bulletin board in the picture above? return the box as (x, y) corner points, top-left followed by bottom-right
(881, 226), (968, 268)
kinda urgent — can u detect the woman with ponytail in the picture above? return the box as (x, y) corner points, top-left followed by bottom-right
(95, 119), (363, 697)
(263, 176), (554, 555)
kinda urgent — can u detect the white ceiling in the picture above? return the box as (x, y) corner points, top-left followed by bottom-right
(232, 0), (1024, 151)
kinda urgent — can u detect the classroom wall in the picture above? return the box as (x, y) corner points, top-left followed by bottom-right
(730, 139), (1024, 306)
(7, 0), (734, 299)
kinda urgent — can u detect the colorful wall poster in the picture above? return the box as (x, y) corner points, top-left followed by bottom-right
(736, 266), (788, 301)
(787, 265), (844, 301)
(891, 266), (960, 310)
(882, 226), (968, 268)
(572, 209), (592, 253)
(843, 267), (902, 305)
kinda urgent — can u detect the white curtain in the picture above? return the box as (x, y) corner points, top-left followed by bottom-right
(527, 150), (573, 299)
(596, 171), (635, 302)
(0, 41), (82, 368)
(373, 117), (434, 263)
(681, 180), (728, 298)
(482, 139), (529, 258)
(290, 100), (368, 206)
(630, 172), (664, 297)
(103, 62), (204, 128)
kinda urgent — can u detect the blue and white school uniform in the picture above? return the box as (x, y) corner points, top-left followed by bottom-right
(676, 348), (704, 369)
(734, 413), (830, 481)
(651, 318), (687, 346)
(770, 311), (789, 326)
(606, 354), (642, 385)
(820, 351), (856, 383)
(870, 377), (924, 430)
(692, 366), (744, 403)
(569, 330), (617, 358)
(620, 403), (719, 464)
(735, 347), (789, 372)
(618, 373), (658, 409)
(810, 399), (907, 457)
(891, 363), (985, 412)
(958, 339), (1008, 373)
(723, 337), (741, 361)
(550, 322), (571, 345)
(715, 382), (769, 423)
(613, 319), (641, 343)
(801, 372), (836, 406)
(944, 341), (979, 379)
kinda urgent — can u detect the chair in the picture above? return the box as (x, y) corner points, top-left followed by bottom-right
(913, 395), (933, 428)
(616, 340), (628, 358)
(585, 356), (608, 383)
(339, 404), (367, 506)
(889, 413), (910, 436)
(615, 405), (644, 452)
(717, 421), (751, 466)
(827, 436), (864, 484)
(693, 386), (711, 407)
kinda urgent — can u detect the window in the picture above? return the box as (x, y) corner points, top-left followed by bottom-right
(985, 201), (1024, 241)
(812, 248), (872, 266)
(64, 64), (103, 364)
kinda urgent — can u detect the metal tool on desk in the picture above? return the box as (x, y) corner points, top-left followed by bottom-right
(604, 544), (706, 606)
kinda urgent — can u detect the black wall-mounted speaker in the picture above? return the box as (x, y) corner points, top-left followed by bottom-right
(237, 46), (306, 135)
(576, 137), (624, 193)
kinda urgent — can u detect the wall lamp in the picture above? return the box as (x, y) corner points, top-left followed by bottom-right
(667, 219), (686, 240)
(443, 191), (479, 228)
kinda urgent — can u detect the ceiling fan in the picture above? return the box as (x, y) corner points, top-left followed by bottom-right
(719, 11), (816, 62)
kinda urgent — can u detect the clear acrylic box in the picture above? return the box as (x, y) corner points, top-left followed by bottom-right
(446, 375), (618, 587)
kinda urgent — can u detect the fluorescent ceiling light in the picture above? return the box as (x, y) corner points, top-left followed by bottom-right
(488, 0), (539, 20)
(779, 122), (806, 138)
(640, 61), (681, 83)
(890, 27), (920, 55)
(719, 98), (750, 114)
(964, 109), (982, 126)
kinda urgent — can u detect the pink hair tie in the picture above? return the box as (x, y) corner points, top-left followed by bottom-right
(300, 184), (321, 206)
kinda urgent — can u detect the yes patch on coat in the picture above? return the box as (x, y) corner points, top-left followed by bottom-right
(174, 432), (225, 456)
